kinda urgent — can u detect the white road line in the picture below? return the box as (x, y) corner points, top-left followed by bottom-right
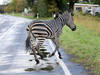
(48, 39), (72, 75)
(0, 25), (15, 39)
(0, 22), (23, 39)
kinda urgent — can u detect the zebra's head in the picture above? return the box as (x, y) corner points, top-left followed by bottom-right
(64, 10), (76, 31)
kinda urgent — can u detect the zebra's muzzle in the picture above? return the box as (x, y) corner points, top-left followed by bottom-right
(72, 26), (76, 31)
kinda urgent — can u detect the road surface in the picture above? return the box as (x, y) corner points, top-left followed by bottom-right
(0, 14), (88, 75)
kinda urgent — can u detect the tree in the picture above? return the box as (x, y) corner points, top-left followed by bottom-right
(26, 0), (78, 17)
(55, 0), (68, 12)
(92, 0), (100, 5)
(83, 0), (100, 4)
(48, 0), (59, 14)
(68, 0), (77, 12)
(4, 0), (28, 13)
(26, 0), (35, 8)
(8, 0), (17, 12)
(16, 0), (27, 13)
(37, 0), (48, 17)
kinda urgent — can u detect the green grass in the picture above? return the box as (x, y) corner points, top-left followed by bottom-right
(4, 13), (53, 20)
(60, 15), (100, 75)
(4, 13), (34, 19)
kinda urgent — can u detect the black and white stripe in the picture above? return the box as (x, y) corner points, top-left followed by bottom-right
(26, 10), (76, 64)
(27, 12), (69, 45)
(27, 22), (53, 46)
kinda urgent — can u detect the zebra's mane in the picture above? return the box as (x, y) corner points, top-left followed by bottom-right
(54, 10), (70, 19)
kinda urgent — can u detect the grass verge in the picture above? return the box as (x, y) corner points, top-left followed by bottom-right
(60, 15), (100, 75)
(4, 13), (53, 20)
(4, 13), (34, 19)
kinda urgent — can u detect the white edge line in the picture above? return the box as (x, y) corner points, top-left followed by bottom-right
(48, 39), (72, 75)
(0, 21), (27, 39)
(0, 25), (15, 39)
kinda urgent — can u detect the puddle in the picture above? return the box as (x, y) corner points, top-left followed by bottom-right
(25, 68), (36, 71)
(25, 65), (54, 72)
(29, 59), (33, 61)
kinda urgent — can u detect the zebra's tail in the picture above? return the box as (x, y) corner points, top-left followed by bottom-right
(25, 35), (31, 51)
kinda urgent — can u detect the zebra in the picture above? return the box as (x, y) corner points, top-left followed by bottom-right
(25, 10), (76, 64)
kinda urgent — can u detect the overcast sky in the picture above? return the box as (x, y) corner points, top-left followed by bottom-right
(0, 0), (11, 5)
(0, 0), (3, 5)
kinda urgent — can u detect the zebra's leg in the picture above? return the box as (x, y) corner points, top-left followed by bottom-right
(30, 34), (36, 46)
(30, 37), (40, 64)
(49, 38), (62, 59)
(58, 50), (62, 59)
(49, 38), (58, 57)
(35, 38), (45, 59)
(32, 47), (39, 64)
(35, 43), (44, 59)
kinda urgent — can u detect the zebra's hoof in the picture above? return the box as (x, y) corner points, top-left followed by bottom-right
(35, 59), (39, 64)
(59, 56), (62, 59)
(40, 55), (44, 59)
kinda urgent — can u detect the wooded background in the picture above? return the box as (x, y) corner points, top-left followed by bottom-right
(4, 0), (100, 17)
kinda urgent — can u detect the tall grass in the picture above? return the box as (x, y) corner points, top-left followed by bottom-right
(74, 15), (100, 35)
(60, 15), (100, 75)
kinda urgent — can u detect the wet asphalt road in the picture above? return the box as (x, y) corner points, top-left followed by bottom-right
(0, 14), (88, 75)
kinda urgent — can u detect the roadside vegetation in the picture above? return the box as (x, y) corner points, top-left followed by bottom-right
(4, 13), (53, 20)
(4, 13), (34, 19)
(60, 14), (100, 75)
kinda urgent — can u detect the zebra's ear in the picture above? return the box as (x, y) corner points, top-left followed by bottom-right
(54, 13), (59, 18)
(58, 10), (63, 14)
(54, 10), (63, 19)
